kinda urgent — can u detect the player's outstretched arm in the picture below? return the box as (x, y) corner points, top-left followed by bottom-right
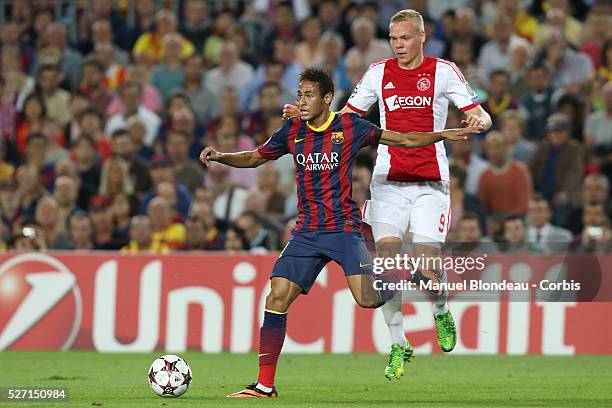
(380, 126), (483, 148)
(199, 146), (268, 168)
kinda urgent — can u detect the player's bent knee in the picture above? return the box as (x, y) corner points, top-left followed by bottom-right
(265, 289), (291, 313)
(376, 237), (402, 258)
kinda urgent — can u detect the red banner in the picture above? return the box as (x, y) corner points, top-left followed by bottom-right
(0, 252), (610, 354)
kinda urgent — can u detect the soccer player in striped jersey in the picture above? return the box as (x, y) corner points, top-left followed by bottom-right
(200, 67), (481, 398)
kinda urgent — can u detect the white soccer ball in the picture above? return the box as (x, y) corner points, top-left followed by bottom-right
(148, 354), (193, 397)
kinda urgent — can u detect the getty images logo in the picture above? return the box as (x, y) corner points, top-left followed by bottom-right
(384, 94), (432, 111)
(0, 253), (82, 350)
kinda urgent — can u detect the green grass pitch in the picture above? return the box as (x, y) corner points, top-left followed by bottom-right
(0, 352), (611, 407)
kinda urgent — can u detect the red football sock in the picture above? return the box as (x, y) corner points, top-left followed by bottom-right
(257, 310), (287, 388)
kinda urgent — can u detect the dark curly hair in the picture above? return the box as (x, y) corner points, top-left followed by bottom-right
(299, 67), (334, 98)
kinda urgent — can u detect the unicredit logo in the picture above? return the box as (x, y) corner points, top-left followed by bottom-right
(0, 253), (82, 350)
(385, 94), (432, 111)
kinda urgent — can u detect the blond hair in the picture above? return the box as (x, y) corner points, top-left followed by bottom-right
(390, 9), (424, 34)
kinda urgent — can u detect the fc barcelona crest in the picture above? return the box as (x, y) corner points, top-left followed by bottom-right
(331, 132), (344, 144)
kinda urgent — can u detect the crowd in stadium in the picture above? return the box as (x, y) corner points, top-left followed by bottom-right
(0, 0), (610, 254)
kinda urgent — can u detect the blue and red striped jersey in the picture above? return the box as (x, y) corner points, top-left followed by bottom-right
(257, 112), (381, 233)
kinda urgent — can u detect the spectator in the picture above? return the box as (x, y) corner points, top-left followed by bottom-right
(0, 73), (17, 142)
(508, 41), (533, 99)
(41, 119), (69, 166)
(147, 196), (186, 250)
(240, 58), (297, 112)
(150, 33), (187, 102)
(53, 158), (94, 212)
(180, 0), (212, 53)
(317, 31), (351, 94)
(496, 0), (539, 42)
(450, 39), (487, 93)
(72, 134), (101, 198)
(531, 113), (585, 215)
(176, 54), (218, 125)
(105, 81), (161, 147)
(579, 11), (609, 69)
(182, 215), (224, 251)
(533, 3), (584, 51)
(564, 173), (611, 235)
(66, 212), (95, 251)
(205, 41), (254, 100)
(226, 25), (259, 69)
(0, 138), (15, 183)
(133, 10), (194, 67)
(76, 108), (113, 160)
(536, 28), (594, 91)
(24, 132), (48, 170)
(252, 162), (286, 222)
(317, 0), (351, 48)
(483, 70), (519, 128)
(166, 129), (204, 194)
(0, 21), (35, 73)
(576, 202), (612, 252)
(448, 135), (489, 196)
(451, 212), (497, 254)
(556, 92), (586, 142)
(92, 41), (126, 94)
(35, 64), (71, 127)
(501, 215), (541, 253)
(126, 117), (155, 161)
(527, 194), (573, 253)
(584, 82), (612, 155)
(258, 1), (301, 57)
(140, 156), (192, 217)
(479, 131), (533, 225)
(80, 59), (113, 114)
(448, 164), (484, 235)
(423, 16), (445, 58)
(121, 215), (170, 254)
(39, 23), (83, 90)
(16, 93), (46, 156)
(236, 210), (278, 251)
(224, 225), (249, 253)
(12, 219), (48, 252)
(110, 129), (152, 196)
(86, 19), (130, 66)
(208, 161), (248, 224)
(519, 64), (556, 141)
(111, 193), (134, 240)
(444, 8), (486, 60)
(478, 15), (531, 79)
(53, 175), (81, 229)
(345, 17), (393, 68)
(99, 155), (135, 199)
(89, 194), (128, 250)
(499, 110), (537, 165)
(295, 16), (324, 68)
(65, 92), (91, 144)
(105, 64), (162, 114)
(201, 9), (236, 67)
(243, 82), (283, 143)
(15, 163), (46, 219)
(213, 115), (256, 189)
(35, 196), (71, 249)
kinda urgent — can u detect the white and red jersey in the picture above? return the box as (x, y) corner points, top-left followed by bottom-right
(347, 56), (480, 183)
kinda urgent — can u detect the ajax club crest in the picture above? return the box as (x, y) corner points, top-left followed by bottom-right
(417, 77), (431, 91)
(331, 132), (344, 144)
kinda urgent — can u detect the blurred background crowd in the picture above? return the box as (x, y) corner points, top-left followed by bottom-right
(0, 0), (610, 254)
